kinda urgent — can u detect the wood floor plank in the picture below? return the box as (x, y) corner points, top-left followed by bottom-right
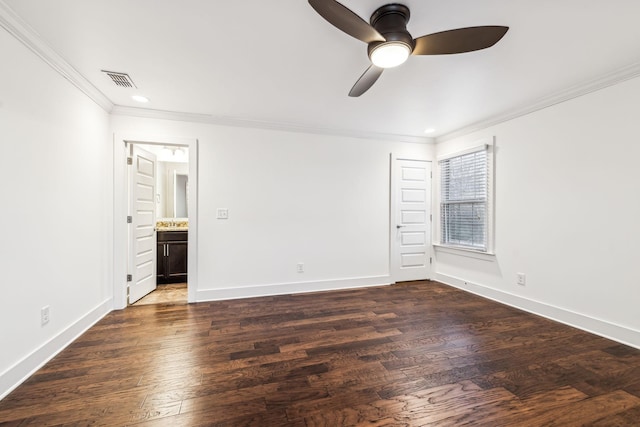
(512, 390), (640, 426)
(2, 280), (640, 425)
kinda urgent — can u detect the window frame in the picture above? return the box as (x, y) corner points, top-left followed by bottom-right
(435, 138), (495, 254)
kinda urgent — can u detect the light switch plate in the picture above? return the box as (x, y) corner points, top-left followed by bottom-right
(216, 208), (229, 219)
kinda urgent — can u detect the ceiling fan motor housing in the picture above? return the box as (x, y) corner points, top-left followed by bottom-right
(367, 4), (414, 56)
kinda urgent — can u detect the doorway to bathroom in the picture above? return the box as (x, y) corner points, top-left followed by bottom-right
(122, 139), (196, 306)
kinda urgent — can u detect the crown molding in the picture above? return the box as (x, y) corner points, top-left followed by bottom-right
(111, 105), (435, 144)
(0, 1), (113, 112)
(0, 0), (428, 144)
(437, 60), (640, 142)
(16, 0), (637, 145)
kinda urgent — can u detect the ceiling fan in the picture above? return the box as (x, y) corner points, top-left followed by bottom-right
(308, 0), (509, 96)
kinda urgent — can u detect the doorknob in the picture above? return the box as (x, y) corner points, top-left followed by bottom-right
(396, 225), (406, 229)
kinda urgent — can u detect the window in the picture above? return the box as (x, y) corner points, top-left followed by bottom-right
(439, 145), (490, 251)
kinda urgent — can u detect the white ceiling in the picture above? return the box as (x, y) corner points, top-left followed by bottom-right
(4, 0), (640, 139)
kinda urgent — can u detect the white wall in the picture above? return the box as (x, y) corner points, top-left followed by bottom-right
(434, 76), (640, 348)
(0, 28), (112, 398)
(110, 116), (433, 301)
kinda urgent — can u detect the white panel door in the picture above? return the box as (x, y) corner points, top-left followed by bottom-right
(129, 145), (157, 303)
(392, 159), (432, 282)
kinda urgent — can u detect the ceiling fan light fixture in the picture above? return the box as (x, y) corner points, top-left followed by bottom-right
(369, 42), (411, 68)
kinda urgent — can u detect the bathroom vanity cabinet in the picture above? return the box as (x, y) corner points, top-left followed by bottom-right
(157, 231), (188, 284)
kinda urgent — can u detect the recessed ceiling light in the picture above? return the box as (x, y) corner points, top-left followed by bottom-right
(424, 128), (436, 134)
(132, 95), (149, 103)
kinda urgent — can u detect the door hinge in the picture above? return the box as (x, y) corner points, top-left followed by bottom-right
(127, 157), (133, 165)
(430, 214), (432, 222)
(430, 257), (432, 265)
(127, 215), (132, 224)
(126, 274), (132, 282)
(430, 171), (433, 178)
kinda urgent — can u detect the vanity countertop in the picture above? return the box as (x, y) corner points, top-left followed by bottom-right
(157, 226), (188, 232)
(156, 218), (188, 232)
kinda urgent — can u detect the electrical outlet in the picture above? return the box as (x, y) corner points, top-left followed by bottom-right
(41, 306), (50, 325)
(517, 273), (526, 286)
(216, 208), (229, 219)
(297, 263), (304, 273)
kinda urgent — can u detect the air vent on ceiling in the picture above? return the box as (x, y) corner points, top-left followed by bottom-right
(101, 70), (137, 88)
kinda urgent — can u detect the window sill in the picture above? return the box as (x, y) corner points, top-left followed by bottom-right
(433, 244), (496, 262)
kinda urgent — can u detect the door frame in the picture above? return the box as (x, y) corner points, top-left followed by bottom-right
(113, 133), (199, 309)
(390, 154), (433, 282)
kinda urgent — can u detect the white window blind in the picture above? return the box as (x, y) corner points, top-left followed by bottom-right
(439, 147), (488, 251)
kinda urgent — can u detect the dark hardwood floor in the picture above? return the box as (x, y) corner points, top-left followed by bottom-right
(2, 281), (640, 426)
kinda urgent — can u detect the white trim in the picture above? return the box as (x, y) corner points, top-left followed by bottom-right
(196, 275), (392, 301)
(434, 138), (495, 253)
(435, 273), (640, 350)
(433, 244), (495, 261)
(4, 0), (640, 146)
(186, 141), (198, 304)
(0, 299), (112, 400)
(437, 143), (490, 161)
(111, 105), (435, 145)
(389, 154), (395, 280)
(0, 1), (113, 112)
(113, 134), (199, 309)
(437, 60), (640, 142)
(0, 0), (431, 144)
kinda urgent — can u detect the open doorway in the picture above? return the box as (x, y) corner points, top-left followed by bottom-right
(114, 135), (198, 309)
(127, 142), (190, 306)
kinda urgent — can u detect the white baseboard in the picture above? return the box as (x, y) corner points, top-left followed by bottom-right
(435, 273), (640, 350)
(196, 275), (392, 301)
(0, 299), (112, 400)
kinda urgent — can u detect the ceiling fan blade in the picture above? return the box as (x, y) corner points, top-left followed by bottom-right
(349, 65), (384, 97)
(413, 26), (509, 55)
(308, 0), (385, 43)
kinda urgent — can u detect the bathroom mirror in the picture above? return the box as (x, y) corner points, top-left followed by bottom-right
(157, 161), (188, 218)
(174, 173), (188, 218)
